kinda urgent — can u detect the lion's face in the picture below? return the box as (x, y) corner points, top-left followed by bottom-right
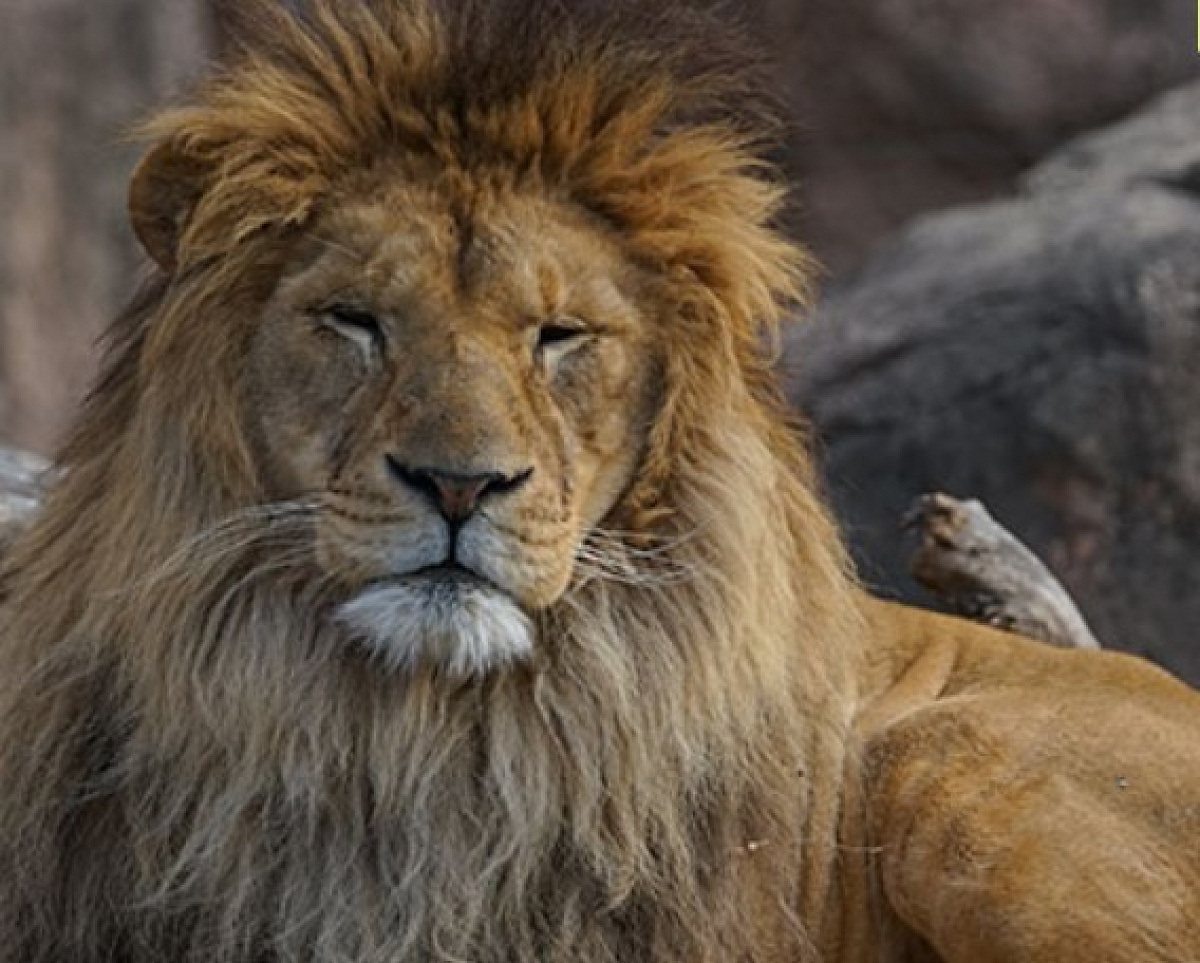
(243, 179), (660, 673)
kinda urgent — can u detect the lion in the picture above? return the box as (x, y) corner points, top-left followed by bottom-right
(0, 1), (1196, 961)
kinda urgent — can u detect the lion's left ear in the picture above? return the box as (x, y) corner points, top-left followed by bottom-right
(128, 140), (210, 272)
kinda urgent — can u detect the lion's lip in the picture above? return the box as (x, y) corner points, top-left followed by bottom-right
(409, 563), (482, 586)
(367, 562), (508, 598)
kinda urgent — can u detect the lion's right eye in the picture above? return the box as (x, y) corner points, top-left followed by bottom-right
(537, 324), (586, 350)
(322, 305), (384, 359)
(533, 320), (591, 370)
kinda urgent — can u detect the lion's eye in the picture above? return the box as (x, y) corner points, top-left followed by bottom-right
(538, 324), (584, 348)
(323, 305), (384, 357)
(535, 321), (589, 362)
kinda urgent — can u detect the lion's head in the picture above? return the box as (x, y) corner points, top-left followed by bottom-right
(120, 0), (824, 678)
(234, 180), (664, 674)
(0, 3), (861, 962)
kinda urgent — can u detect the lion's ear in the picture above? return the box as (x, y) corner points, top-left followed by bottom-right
(128, 140), (210, 272)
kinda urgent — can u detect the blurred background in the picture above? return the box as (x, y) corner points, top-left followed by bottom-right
(2, 0), (1199, 679)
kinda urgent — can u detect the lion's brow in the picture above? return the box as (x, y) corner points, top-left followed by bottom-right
(305, 232), (365, 264)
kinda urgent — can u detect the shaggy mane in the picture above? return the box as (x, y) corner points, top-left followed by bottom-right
(0, 3), (862, 963)
(140, 0), (809, 341)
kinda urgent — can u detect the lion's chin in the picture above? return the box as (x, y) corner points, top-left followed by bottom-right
(335, 573), (534, 676)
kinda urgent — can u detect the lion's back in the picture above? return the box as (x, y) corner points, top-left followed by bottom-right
(856, 597), (1200, 961)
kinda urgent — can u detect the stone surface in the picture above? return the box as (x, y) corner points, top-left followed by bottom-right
(907, 493), (1101, 651)
(786, 82), (1200, 684)
(760, 0), (1200, 273)
(0, 447), (50, 554)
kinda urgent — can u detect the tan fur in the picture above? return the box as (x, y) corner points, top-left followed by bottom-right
(0, 3), (1197, 963)
(852, 600), (1200, 963)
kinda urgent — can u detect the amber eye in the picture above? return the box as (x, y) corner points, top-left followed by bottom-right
(323, 305), (384, 356)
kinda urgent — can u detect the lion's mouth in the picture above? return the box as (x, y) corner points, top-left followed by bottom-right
(378, 561), (514, 602)
(408, 562), (486, 587)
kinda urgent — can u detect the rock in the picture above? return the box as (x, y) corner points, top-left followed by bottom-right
(0, 447), (50, 554)
(757, 0), (1200, 272)
(785, 81), (1200, 684)
(906, 493), (1101, 652)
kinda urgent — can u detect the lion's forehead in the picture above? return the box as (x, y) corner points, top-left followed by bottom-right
(291, 189), (642, 345)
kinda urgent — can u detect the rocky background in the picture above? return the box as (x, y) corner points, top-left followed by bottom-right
(785, 85), (1200, 683)
(0, 0), (1198, 679)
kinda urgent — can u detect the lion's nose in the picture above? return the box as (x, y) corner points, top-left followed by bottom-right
(386, 459), (533, 524)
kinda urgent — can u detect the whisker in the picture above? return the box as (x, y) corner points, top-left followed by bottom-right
(582, 526), (705, 561)
(100, 499), (322, 598)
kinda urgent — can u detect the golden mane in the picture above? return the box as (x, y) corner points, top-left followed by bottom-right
(0, 3), (862, 962)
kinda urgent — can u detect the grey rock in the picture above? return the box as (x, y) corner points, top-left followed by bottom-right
(0, 447), (50, 552)
(760, 0), (1200, 272)
(785, 82), (1200, 683)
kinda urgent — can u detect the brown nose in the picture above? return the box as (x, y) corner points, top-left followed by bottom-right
(386, 460), (533, 524)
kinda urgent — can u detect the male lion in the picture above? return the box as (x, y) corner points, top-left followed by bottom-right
(0, 2), (1197, 961)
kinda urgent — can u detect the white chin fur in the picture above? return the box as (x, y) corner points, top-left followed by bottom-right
(335, 579), (534, 676)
